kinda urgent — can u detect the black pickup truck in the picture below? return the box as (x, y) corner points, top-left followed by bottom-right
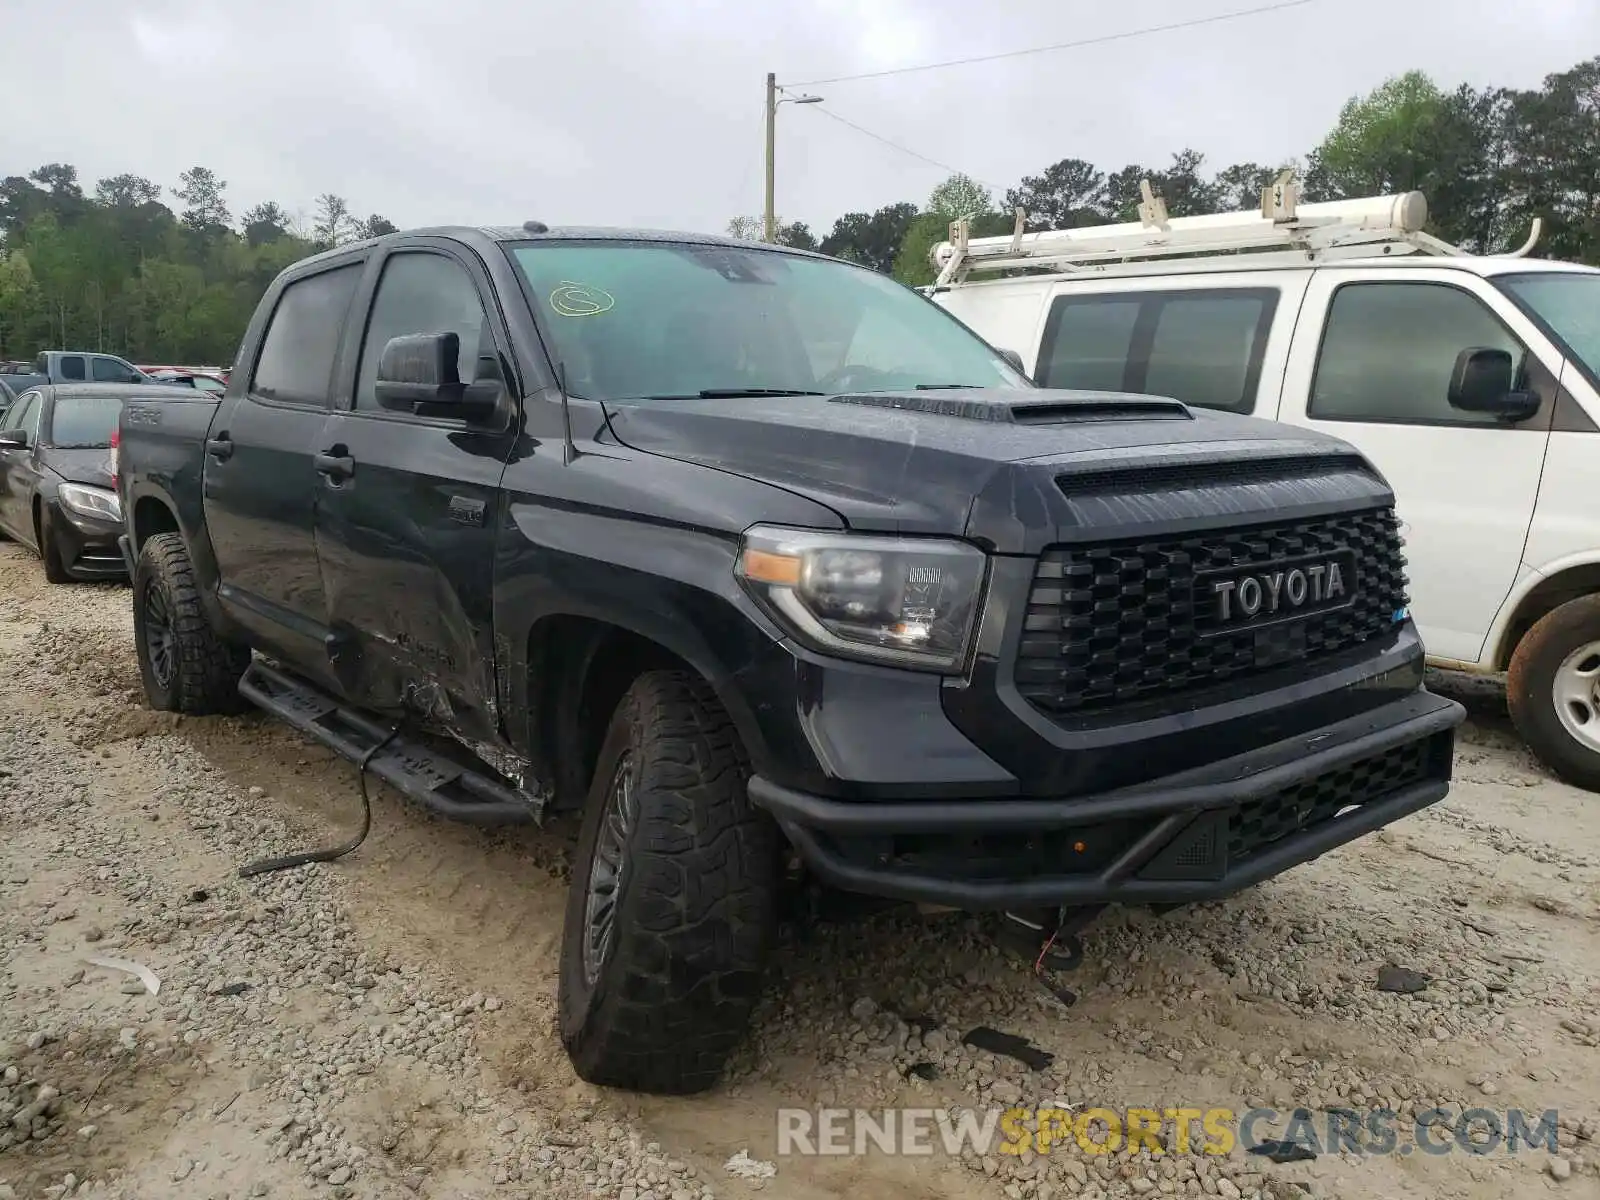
(116, 224), (1465, 1094)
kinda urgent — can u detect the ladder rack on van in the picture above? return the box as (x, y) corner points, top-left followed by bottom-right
(930, 176), (1542, 288)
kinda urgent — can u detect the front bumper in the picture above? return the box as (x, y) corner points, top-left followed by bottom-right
(52, 503), (128, 579)
(747, 690), (1462, 910)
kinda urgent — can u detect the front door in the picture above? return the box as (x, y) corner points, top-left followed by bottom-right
(203, 259), (364, 671)
(1280, 269), (1561, 665)
(0, 392), (42, 542)
(312, 241), (516, 742)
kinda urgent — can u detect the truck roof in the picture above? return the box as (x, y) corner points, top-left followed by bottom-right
(940, 252), (1600, 291)
(288, 225), (832, 274)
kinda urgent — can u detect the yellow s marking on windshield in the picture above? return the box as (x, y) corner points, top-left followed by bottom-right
(549, 281), (615, 317)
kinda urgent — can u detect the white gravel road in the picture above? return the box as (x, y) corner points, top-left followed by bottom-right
(1, 543), (1596, 1200)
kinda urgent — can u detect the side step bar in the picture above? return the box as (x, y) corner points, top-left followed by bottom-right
(238, 660), (542, 826)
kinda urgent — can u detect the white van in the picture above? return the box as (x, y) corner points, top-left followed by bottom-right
(929, 187), (1600, 790)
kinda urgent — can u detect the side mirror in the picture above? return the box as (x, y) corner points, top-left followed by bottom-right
(0, 428), (27, 449)
(374, 333), (502, 420)
(996, 347), (1026, 374)
(1448, 347), (1540, 422)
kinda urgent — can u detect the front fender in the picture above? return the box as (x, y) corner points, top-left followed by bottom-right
(493, 499), (794, 774)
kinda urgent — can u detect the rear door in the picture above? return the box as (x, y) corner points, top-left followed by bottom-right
(1279, 268), (1563, 665)
(0, 392), (41, 542)
(1030, 271), (1310, 418)
(202, 259), (365, 674)
(312, 239), (518, 739)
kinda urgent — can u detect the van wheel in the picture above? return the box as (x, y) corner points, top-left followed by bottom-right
(559, 670), (778, 1094)
(1507, 594), (1600, 793)
(132, 532), (251, 714)
(37, 508), (70, 584)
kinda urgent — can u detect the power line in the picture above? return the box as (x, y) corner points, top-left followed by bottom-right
(805, 104), (1007, 193)
(786, 0), (1319, 87)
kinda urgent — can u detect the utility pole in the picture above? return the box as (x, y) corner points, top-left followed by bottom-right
(763, 72), (778, 243)
(762, 75), (819, 244)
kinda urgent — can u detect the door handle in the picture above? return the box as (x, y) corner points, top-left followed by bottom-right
(314, 449), (355, 482)
(205, 434), (233, 461)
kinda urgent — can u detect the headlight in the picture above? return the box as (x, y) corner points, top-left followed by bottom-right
(57, 482), (122, 523)
(735, 525), (988, 671)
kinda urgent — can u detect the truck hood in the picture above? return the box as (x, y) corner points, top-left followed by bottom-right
(601, 388), (1386, 553)
(40, 446), (115, 490)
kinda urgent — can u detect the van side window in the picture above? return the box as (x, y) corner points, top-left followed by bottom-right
(1037, 299), (1139, 393)
(1144, 293), (1276, 413)
(1310, 282), (1524, 426)
(251, 263), (363, 407)
(1036, 289), (1277, 413)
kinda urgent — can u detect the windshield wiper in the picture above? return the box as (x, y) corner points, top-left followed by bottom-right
(646, 388), (827, 400)
(914, 383), (984, 390)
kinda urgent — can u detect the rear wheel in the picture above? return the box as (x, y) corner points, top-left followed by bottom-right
(558, 670), (779, 1094)
(1508, 594), (1600, 793)
(36, 506), (70, 584)
(132, 532), (251, 714)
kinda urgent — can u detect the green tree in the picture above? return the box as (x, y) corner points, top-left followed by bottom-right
(820, 202), (919, 274)
(95, 174), (162, 207)
(313, 193), (352, 247)
(1501, 57), (1600, 263)
(174, 166), (230, 231)
(242, 201), (292, 247)
(926, 173), (993, 220)
(357, 214), (399, 239)
(1004, 158), (1107, 230)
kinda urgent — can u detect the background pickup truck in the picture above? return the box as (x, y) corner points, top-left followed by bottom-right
(116, 223), (1465, 1095)
(2, 350), (162, 394)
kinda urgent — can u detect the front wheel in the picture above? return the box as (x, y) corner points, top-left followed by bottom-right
(37, 507), (70, 584)
(558, 670), (779, 1094)
(1508, 594), (1600, 793)
(132, 532), (252, 714)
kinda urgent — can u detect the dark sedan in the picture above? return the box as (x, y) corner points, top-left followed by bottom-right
(0, 384), (190, 581)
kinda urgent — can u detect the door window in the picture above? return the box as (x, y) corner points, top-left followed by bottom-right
(59, 356), (86, 381)
(2, 394), (36, 434)
(91, 357), (139, 383)
(355, 253), (491, 413)
(1036, 289), (1277, 412)
(250, 263), (363, 407)
(1309, 282), (1527, 426)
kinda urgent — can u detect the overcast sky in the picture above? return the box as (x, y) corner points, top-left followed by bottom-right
(5, 0), (1596, 238)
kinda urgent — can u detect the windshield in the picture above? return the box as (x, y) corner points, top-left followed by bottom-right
(1496, 272), (1600, 383)
(47, 394), (123, 447)
(508, 240), (1027, 401)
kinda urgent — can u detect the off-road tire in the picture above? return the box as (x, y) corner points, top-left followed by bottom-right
(1507, 593), (1600, 793)
(558, 670), (779, 1094)
(132, 532), (251, 715)
(37, 507), (70, 584)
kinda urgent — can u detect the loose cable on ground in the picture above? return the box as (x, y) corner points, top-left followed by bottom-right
(238, 725), (401, 878)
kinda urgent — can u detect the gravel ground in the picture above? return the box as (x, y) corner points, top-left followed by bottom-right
(1, 542), (1597, 1200)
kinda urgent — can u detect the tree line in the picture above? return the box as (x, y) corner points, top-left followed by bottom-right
(738, 57), (1600, 285)
(2, 56), (1595, 367)
(0, 168), (394, 365)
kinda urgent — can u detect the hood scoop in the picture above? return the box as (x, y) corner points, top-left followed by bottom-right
(827, 389), (1192, 424)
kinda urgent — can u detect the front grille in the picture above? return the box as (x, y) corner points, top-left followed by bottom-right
(1015, 508), (1407, 718)
(1228, 739), (1431, 861)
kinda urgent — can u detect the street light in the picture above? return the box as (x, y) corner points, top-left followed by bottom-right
(764, 73), (822, 244)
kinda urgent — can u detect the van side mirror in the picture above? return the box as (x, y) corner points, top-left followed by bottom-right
(0, 428), (27, 449)
(1448, 347), (1540, 422)
(374, 332), (500, 420)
